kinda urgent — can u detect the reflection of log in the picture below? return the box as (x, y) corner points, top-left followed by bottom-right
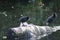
(3, 22), (60, 40)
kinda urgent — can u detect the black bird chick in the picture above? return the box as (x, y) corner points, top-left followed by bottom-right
(46, 13), (57, 26)
(19, 16), (29, 23)
(19, 16), (29, 27)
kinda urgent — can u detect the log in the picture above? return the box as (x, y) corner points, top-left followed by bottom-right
(3, 22), (60, 40)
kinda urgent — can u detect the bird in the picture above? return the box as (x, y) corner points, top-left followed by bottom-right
(46, 13), (57, 26)
(19, 16), (29, 23)
(19, 16), (29, 27)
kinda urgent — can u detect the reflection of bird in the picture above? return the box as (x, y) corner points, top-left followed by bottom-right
(19, 16), (29, 27)
(46, 13), (57, 26)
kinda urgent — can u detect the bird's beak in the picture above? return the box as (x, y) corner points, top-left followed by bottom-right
(3, 36), (7, 39)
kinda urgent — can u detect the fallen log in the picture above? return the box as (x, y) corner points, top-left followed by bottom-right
(3, 22), (60, 40)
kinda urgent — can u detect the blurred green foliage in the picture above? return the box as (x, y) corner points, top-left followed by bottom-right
(0, 0), (60, 40)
